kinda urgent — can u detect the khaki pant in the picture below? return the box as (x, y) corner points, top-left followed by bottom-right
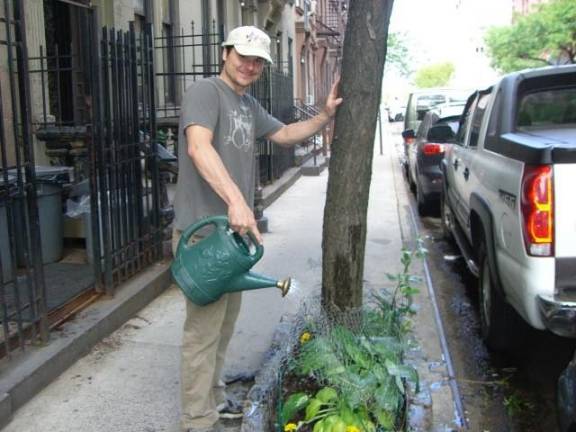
(172, 229), (242, 430)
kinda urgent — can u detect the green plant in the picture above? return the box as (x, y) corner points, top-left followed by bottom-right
(278, 243), (426, 432)
(503, 391), (535, 417)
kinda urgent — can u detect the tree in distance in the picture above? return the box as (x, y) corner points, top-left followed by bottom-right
(413, 62), (455, 88)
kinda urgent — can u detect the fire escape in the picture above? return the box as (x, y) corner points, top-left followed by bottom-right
(311, 0), (347, 109)
(315, 0), (347, 55)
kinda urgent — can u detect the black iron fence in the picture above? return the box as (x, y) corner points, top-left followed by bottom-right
(1, 2), (163, 360)
(250, 67), (295, 184)
(90, 22), (162, 291)
(1, 0), (49, 357)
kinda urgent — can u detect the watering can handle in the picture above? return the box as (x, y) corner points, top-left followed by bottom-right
(179, 215), (264, 261)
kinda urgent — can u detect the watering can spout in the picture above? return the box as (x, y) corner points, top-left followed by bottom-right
(228, 272), (291, 297)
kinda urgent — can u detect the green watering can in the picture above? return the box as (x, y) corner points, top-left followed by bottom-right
(171, 215), (291, 306)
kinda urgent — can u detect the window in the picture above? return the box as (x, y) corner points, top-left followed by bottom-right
(468, 93), (490, 147)
(517, 87), (576, 129)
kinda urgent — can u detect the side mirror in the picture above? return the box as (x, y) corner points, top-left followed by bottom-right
(427, 124), (454, 143)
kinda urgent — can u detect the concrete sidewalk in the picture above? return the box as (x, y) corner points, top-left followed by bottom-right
(0, 122), (461, 431)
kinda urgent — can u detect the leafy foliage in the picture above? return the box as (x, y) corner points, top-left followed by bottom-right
(278, 245), (426, 431)
(386, 32), (411, 77)
(413, 62), (455, 88)
(485, 0), (576, 73)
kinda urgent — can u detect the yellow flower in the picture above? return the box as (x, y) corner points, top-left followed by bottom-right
(299, 331), (312, 344)
(284, 423), (298, 431)
(346, 426), (361, 432)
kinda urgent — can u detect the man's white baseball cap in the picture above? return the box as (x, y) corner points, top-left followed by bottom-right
(222, 26), (272, 63)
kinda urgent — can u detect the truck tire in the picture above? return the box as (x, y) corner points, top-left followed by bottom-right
(416, 181), (429, 216)
(478, 242), (515, 351)
(440, 191), (453, 242)
(478, 241), (526, 351)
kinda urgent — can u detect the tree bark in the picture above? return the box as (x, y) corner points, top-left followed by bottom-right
(322, 0), (394, 310)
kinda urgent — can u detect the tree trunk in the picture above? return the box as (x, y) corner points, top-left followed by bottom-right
(322, 0), (394, 310)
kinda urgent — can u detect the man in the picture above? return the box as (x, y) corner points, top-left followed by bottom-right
(173, 25), (342, 432)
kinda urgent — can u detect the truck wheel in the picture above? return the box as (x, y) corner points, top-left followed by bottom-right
(416, 182), (429, 216)
(440, 192), (453, 241)
(408, 169), (416, 194)
(478, 242), (526, 351)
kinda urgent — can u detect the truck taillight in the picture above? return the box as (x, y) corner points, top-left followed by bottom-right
(521, 165), (553, 256)
(422, 143), (445, 155)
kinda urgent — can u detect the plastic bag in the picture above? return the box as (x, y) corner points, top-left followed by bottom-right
(66, 195), (91, 218)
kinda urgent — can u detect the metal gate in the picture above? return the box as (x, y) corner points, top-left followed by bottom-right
(89, 21), (162, 293)
(1, 1), (162, 360)
(1, 0), (49, 357)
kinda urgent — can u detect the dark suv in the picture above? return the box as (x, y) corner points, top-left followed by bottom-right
(404, 108), (462, 215)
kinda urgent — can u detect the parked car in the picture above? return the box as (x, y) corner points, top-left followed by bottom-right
(404, 110), (460, 215)
(403, 88), (470, 133)
(386, 104), (406, 122)
(441, 64), (576, 352)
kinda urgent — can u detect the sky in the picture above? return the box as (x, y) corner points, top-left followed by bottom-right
(382, 0), (514, 100)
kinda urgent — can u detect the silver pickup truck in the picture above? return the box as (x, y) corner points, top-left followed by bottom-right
(441, 65), (576, 351)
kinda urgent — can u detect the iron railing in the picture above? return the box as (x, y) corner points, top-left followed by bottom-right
(1, 0), (49, 358)
(90, 22), (162, 291)
(250, 67), (295, 184)
(1, 2), (163, 360)
(294, 100), (323, 167)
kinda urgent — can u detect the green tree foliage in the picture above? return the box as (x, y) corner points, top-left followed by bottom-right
(485, 0), (576, 73)
(386, 32), (410, 76)
(413, 62), (454, 88)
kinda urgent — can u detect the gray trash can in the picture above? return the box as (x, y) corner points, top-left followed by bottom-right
(13, 166), (72, 265)
(15, 182), (64, 265)
(37, 182), (64, 264)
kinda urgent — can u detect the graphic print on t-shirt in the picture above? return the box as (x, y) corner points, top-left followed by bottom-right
(224, 103), (254, 152)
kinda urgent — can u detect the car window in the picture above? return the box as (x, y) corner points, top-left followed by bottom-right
(468, 94), (490, 147)
(454, 99), (476, 146)
(517, 87), (576, 129)
(447, 93), (470, 104)
(487, 88), (501, 137)
(417, 94), (446, 108)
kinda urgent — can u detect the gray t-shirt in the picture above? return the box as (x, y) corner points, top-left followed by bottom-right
(174, 77), (284, 230)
